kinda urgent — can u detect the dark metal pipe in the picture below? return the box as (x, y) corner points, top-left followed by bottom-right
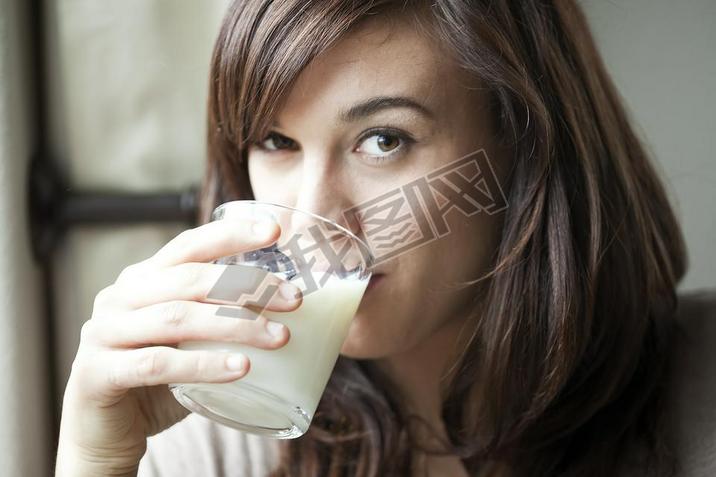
(59, 189), (198, 224)
(29, 156), (199, 261)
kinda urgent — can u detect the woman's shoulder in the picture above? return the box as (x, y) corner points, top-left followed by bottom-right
(667, 288), (716, 476)
(137, 411), (281, 476)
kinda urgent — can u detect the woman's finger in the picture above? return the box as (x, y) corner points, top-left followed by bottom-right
(102, 261), (302, 311)
(146, 218), (280, 268)
(83, 300), (290, 349)
(71, 346), (252, 402)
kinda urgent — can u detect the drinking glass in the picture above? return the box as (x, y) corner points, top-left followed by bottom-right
(169, 200), (374, 438)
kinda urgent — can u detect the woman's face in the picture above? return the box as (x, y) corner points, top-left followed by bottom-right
(248, 16), (510, 359)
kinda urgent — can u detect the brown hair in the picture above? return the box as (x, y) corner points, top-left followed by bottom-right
(199, 1), (688, 475)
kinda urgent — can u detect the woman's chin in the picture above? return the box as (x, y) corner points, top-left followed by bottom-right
(339, 314), (388, 359)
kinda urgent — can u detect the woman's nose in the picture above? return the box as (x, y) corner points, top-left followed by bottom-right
(292, 186), (348, 232)
(286, 182), (367, 275)
(287, 156), (341, 218)
(289, 167), (363, 238)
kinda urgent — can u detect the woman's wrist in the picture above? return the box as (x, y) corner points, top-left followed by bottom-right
(55, 439), (141, 477)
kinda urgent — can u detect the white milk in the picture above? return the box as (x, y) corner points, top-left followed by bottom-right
(171, 271), (369, 437)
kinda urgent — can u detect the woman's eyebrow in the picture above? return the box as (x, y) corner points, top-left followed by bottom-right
(338, 96), (435, 122)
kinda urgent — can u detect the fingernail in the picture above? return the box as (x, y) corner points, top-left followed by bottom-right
(267, 321), (285, 338)
(226, 354), (247, 371)
(279, 282), (301, 302)
(252, 220), (276, 239)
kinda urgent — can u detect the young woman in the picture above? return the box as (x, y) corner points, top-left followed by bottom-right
(55, 1), (699, 476)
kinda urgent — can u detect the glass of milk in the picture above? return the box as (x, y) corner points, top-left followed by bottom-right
(169, 200), (374, 438)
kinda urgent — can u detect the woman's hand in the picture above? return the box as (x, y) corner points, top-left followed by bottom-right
(55, 218), (303, 476)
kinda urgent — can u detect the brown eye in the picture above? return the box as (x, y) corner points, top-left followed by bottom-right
(376, 134), (399, 152)
(357, 133), (401, 155)
(259, 132), (297, 151)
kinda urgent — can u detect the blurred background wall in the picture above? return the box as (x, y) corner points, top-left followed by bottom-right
(0, 0), (713, 475)
(584, 0), (715, 291)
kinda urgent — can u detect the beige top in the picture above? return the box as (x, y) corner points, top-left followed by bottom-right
(137, 289), (716, 476)
(137, 411), (280, 476)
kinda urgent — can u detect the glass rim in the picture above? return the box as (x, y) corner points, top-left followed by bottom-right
(212, 199), (375, 272)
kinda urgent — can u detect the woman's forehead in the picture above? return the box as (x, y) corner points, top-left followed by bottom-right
(272, 18), (465, 126)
